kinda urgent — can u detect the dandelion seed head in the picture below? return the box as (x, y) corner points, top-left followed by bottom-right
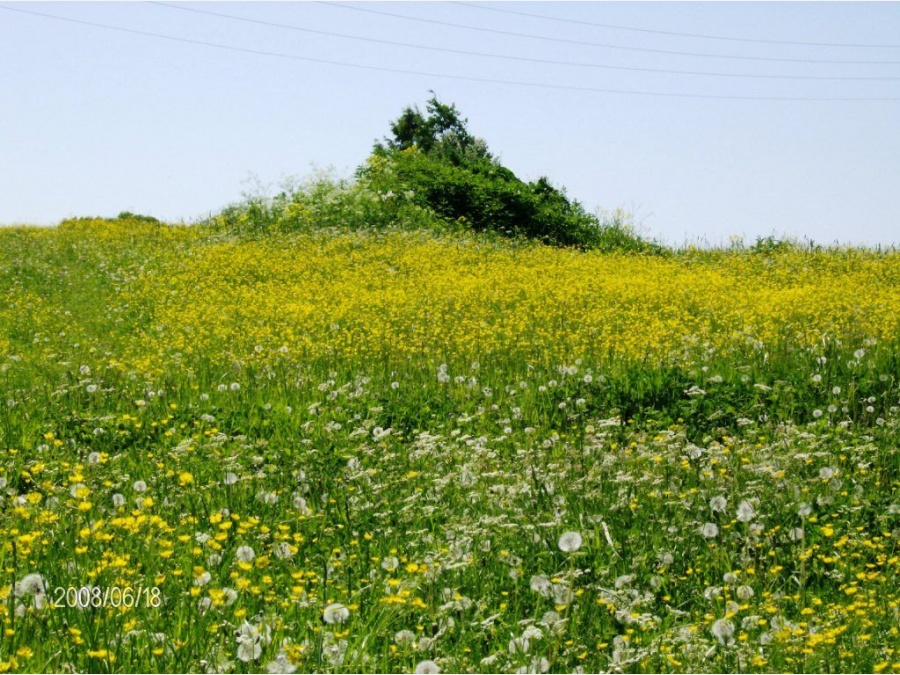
(736, 500), (756, 522)
(711, 618), (735, 645)
(323, 602), (350, 624)
(709, 495), (727, 513)
(235, 546), (255, 563)
(558, 531), (582, 553)
(701, 523), (719, 539)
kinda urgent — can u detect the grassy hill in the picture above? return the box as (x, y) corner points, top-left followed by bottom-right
(1, 216), (900, 673)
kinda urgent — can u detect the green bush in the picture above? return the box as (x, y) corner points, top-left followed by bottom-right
(358, 96), (661, 252)
(116, 211), (160, 224)
(211, 96), (663, 253)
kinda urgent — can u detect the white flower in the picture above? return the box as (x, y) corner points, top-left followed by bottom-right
(230, 382), (241, 391)
(235, 546), (255, 563)
(529, 575), (551, 597)
(112, 493), (125, 507)
(736, 500), (756, 522)
(194, 572), (211, 587)
(614, 574), (634, 589)
(509, 636), (530, 654)
(274, 542), (295, 560)
(551, 583), (573, 606)
(522, 626), (543, 640)
(237, 640), (262, 663)
(235, 620), (271, 662)
(395, 629), (416, 645)
(711, 618), (735, 645)
(15, 573), (47, 597)
(133, 480), (148, 493)
(223, 472), (238, 485)
(266, 652), (297, 674)
(736, 585), (754, 600)
(323, 602), (350, 624)
(372, 426), (392, 441)
(701, 523), (719, 539)
(709, 495), (727, 513)
(789, 527), (805, 541)
(415, 660), (441, 674)
(523, 657), (550, 673)
(293, 495), (310, 513)
(558, 531), (582, 553)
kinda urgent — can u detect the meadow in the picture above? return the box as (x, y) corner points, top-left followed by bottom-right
(2, 216), (900, 673)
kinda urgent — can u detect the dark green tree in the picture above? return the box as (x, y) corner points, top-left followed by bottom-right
(362, 95), (631, 249)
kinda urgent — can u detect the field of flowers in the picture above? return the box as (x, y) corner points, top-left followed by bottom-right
(2, 218), (900, 673)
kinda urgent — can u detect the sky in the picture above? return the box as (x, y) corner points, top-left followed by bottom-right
(1, 1), (899, 247)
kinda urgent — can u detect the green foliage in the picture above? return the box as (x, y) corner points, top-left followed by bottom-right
(210, 169), (444, 237)
(116, 211), (160, 224)
(211, 96), (662, 253)
(360, 96), (660, 252)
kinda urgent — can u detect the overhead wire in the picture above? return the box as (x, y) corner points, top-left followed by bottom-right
(319, 2), (900, 66)
(451, 1), (900, 50)
(149, 2), (900, 82)
(1, 3), (898, 101)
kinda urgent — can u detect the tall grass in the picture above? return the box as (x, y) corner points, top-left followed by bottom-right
(1, 218), (899, 673)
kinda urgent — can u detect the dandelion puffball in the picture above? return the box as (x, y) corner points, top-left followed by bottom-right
(322, 602), (350, 624)
(736, 500), (756, 522)
(235, 546), (256, 563)
(701, 523), (719, 539)
(558, 531), (583, 553)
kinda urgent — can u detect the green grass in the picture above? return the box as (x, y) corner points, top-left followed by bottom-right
(1, 220), (899, 674)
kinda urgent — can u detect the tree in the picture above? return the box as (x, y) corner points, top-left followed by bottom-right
(362, 95), (607, 248)
(377, 95), (491, 165)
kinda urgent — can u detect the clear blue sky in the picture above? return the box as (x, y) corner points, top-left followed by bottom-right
(2, 1), (899, 246)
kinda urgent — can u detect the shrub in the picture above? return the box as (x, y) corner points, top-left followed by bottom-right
(211, 96), (663, 253)
(358, 96), (661, 252)
(116, 211), (160, 224)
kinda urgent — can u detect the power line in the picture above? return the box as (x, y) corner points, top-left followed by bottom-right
(453, 2), (900, 50)
(319, 2), (900, 66)
(149, 2), (900, 82)
(2, 4), (899, 102)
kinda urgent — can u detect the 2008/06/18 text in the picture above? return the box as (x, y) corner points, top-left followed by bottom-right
(51, 586), (162, 608)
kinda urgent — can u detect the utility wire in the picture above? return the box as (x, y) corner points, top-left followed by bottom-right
(149, 2), (900, 82)
(320, 2), (900, 66)
(2, 4), (899, 102)
(453, 1), (900, 50)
